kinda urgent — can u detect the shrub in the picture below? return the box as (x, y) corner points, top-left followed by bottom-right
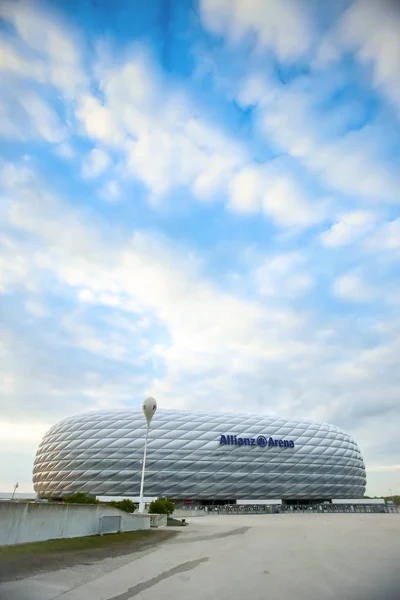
(384, 495), (400, 505)
(63, 492), (99, 504)
(108, 499), (137, 513)
(148, 497), (175, 515)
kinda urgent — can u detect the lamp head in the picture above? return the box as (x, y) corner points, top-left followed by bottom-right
(142, 396), (157, 426)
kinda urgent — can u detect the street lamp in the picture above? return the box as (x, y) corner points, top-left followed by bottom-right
(11, 482), (19, 500)
(138, 397), (157, 513)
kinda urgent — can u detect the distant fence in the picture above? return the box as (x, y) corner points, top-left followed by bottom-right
(0, 502), (151, 546)
(205, 503), (399, 515)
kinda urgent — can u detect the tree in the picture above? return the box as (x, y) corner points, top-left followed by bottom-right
(383, 495), (400, 505)
(63, 492), (99, 504)
(108, 499), (137, 513)
(148, 497), (175, 515)
(364, 494), (400, 505)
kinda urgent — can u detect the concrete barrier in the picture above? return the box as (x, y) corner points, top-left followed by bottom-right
(173, 509), (205, 518)
(0, 502), (150, 546)
(149, 514), (167, 528)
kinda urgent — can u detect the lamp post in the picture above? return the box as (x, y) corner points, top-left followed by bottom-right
(11, 482), (19, 500)
(138, 397), (157, 513)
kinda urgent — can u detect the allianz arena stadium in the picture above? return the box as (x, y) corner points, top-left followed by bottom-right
(33, 409), (366, 502)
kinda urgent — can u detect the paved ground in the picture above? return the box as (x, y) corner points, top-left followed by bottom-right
(1, 514), (400, 600)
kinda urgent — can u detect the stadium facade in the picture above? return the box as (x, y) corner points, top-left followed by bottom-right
(33, 409), (366, 502)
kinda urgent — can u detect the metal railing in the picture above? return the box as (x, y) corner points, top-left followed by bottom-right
(204, 504), (399, 515)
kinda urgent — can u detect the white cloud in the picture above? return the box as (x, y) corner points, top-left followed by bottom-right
(228, 165), (263, 214)
(2, 163), (299, 328)
(254, 252), (313, 298)
(61, 314), (128, 361)
(0, 163), (310, 414)
(228, 163), (327, 227)
(81, 148), (111, 179)
(76, 57), (247, 202)
(0, 2), (79, 63)
(0, 420), (53, 492)
(262, 176), (325, 228)
(0, 421), (51, 444)
(123, 106), (244, 200)
(76, 95), (124, 146)
(321, 210), (377, 247)
(333, 272), (374, 302)
(0, 29), (322, 230)
(341, 0), (400, 114)
(54, 142), (75, 159)
(0, 36), (46, 81)
(237, 73), (400, 203)
(47, 33), (327, 229)
(0, 160), (33, 190)
(24, 298), (48, 318)
(21, 92), (66, 143)
(0, 85), (65, 143)
(304, 129), (400, 203)
(366, 218), (400, 254)
(368, 465), (400, 473)
(100, 180), (121, 202)
(0, 0), (86, 97)
(76, 51), (318, 223)
(0, 96), (24, 140)
(200, 0), (314, 61)
(314, 1), (400, 116)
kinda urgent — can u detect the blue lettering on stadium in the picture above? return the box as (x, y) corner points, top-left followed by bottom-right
(219, 434), (295, 448)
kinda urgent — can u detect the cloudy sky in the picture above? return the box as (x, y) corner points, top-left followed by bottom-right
(0, 0), (399, 496)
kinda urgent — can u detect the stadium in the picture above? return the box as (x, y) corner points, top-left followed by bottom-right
(33, 409), (366, 504)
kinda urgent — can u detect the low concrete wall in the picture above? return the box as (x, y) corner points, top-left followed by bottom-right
(0, 502), (150, 546)
(149, 514), (167, 528)
(173, 509), (205, 518)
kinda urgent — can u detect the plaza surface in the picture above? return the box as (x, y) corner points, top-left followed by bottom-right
(1, 514), (400, 600)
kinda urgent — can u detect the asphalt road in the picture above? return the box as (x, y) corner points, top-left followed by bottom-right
(1, 514), (400, 600)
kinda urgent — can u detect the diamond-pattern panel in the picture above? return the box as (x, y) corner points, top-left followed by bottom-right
(33, 409), (366, 499)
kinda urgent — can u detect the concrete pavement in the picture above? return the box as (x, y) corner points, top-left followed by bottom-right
(1, 514), (400, 600)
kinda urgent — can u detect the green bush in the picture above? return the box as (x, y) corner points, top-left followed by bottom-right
(63, 492), (99, 504)
(108, 499), (137, 513)
(383, 495), (400, 505)
(148, 497), (175, 515)
(365, 495), (400, 505)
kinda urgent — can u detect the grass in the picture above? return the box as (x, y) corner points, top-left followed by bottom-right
(0, 530), (157, 558)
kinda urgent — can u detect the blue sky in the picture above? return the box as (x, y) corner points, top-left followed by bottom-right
(0, 0), (400, 496)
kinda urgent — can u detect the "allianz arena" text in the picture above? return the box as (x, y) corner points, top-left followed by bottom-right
(220, 434), (295, 448)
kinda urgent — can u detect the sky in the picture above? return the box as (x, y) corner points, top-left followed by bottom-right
(0, 0), (399, 497)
